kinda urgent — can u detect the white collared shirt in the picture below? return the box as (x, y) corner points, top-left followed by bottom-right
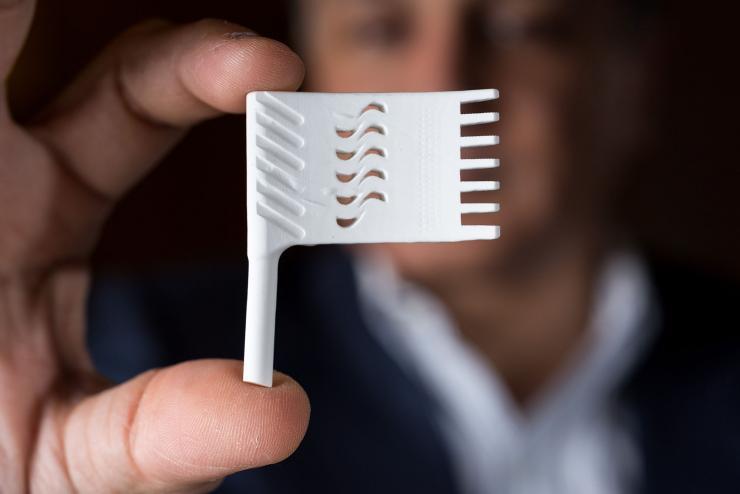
(353, 251), (657, 494)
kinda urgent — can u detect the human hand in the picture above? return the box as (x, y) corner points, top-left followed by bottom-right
(0, 1), (309, 491)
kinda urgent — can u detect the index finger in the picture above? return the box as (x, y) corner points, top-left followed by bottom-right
(29, 19), (305, 199)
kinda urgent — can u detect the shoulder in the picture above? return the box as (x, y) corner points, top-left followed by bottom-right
(622, 255), (740, 493)
(641, 256), (740, 361)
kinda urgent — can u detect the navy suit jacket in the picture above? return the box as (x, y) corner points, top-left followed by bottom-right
(88, 246), (740, 493)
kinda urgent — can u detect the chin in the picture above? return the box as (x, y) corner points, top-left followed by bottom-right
(370, 241), (504, 283)
(363, 205), (559, 284)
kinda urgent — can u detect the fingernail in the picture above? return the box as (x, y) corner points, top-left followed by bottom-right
(223, 31), (260, 40)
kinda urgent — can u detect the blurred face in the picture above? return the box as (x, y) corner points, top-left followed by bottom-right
(300, 0), (627, 283)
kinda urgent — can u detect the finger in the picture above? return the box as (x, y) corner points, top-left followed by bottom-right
(60, 360), (310, 493)
(30, 19), (305, 199)
(0, 0), (35, 106)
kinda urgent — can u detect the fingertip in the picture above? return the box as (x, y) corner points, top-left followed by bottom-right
(269, 370), (312, 458)
(131, 359), (310, 485)
(181, 23), (305, 115)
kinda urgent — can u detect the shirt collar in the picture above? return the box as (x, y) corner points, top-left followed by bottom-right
(352, 248), (659, 494)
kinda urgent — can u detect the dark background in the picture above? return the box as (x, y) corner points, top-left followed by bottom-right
(7, 0), (738, 277)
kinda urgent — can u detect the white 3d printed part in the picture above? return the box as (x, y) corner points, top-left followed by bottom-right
(244, 89), (500, 386)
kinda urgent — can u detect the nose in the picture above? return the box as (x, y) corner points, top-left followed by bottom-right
(402, 5), (463, 92)
(404, 2), (496, 93)
(459, 3), (502, 91)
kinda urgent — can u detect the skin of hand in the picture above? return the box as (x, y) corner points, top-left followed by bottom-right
(0, 1), (310, 492)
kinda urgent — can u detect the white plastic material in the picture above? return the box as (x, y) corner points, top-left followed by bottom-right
(244, 89), (500, 386)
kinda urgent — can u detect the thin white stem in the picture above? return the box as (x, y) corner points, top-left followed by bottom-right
(243, 252), (281, 386)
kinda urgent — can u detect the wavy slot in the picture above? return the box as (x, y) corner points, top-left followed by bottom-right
(362, 148), (386, 159)
(336, 217), (359, 228)
(336, 195), (357, 205)
(334, 191), (385, 228)
(332, 100), (388, 230)
(333, 101), (387, 122)
(336, 169), (386, 184)
(335, 147), (386, 161)
(363, 191), (386, 203)
(361, 169), (386, 181)
(335, 125), (386, 139)
(336, 191), (386, 206)
(336, 172), (355, 183)
(361, 102), (386, 115)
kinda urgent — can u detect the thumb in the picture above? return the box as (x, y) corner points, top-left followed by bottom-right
(59, 360), (310, 493)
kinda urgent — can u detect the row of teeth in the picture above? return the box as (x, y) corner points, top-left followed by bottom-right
(459, 99), (499, 216)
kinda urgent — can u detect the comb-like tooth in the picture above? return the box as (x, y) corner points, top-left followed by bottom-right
(460, 135), (499, 147)
(458, 225), (500, 240)
(460, 112), (499, 126)
(459, 180), (500, 192)
(458, 88), (499, 103)
(459, 158), (500, 170)
(461, 203), (500, 214)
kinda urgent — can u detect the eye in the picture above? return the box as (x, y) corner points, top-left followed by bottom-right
(521, 16), (575, 45)
(484, 10), (578, 47)
(349, 15), (411, 49)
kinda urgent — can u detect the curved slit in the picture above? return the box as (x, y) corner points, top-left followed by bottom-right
(336, 169), (386, 183)
(361, 169), (386, 182)
(336, 217), (359, 228)
(336, 147), (386, 161)
(336, 195), (357, 205)
(363, 125), (385, 136)
(360, 102), (386, 114)
(360, 148), (386, 160)
(334, 125), (386, 139)
(362, 191), (386, 203)
(335, 192), (386, 206)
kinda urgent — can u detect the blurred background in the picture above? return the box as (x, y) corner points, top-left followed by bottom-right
(7, 0), (739, 279)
